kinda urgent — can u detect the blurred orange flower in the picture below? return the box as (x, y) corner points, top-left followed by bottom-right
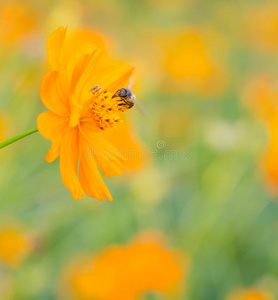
(60, 231), (188, 300)
(242, 74), (278, 191)
(242, 74), (278, 123)
(159, 29), (227, 96)
(262, 121), (278, 191)
(0, 227), (31, 267)
(0, 2), (36, 45)
(226, 288), (274, 300)
(37, 27), (144, 201)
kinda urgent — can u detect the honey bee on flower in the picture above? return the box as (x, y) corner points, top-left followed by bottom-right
(90, 77), (136, 111)
(88, 84), (136, 130)
(37, 27), (144, 201)
(113, 87), (136, 111)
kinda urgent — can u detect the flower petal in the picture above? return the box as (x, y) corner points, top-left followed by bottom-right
(102, 122), (145, 170)
(76, 56), (134, 106)
(92, 64), (134, 94)
(62, 30), (106, 67)
(60, 128), (85, 200)
(40, 70), (70, 117)
(46, 26), (67, 71)
(64, 40), (133, 109)
(79, 136), (113, 201)
(37, 111), (68, 162)
(67, 45), (104, 107)
(80, 122), (125, 177)
(70, 46), (101, 98)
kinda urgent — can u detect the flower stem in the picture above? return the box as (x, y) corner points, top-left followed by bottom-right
(0, 127), (38, 149)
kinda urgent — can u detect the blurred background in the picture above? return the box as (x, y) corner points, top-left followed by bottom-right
(1, 0), (278, 299)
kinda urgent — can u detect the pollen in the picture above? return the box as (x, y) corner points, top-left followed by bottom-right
(89, 91), (123, 130)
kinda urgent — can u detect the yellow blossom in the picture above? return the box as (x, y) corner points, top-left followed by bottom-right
(38, 27), (144, 201)
(0, 226), (31, 267)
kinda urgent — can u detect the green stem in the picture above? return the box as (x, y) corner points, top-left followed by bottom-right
(0, 127), (38, 149)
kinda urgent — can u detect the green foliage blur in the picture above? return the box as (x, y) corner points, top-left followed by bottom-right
(1, 0), (278, 299)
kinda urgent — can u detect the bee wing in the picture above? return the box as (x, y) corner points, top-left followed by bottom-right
(127, 77), (133, 90)
(128, 76), (147, 115)
(135, 99), (147, 115)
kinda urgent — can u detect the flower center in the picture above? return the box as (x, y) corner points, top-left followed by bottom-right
(89, 91), (123, 131)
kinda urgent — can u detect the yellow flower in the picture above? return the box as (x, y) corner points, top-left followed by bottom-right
(164, 32), (213, 80)
(160, 29), (227, 96)
(242, 74), (278, 192)
(60, 231), (188, 300)
(0, 227), (31, 267)
(262, 120), (278, 192)
(226, 288), (274, 300)
(242, 74), (278, 123)
(37, 27), (144, 201)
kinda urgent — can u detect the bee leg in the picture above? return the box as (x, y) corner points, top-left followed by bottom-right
(89, 85), (99, 92)
(89, 85), (102, 94)
(94, 87), (102, 94)
(116, 98), (124, 104)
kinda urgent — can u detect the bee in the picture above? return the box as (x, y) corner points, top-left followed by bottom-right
(90, 78), (142, 113)
(112, 88), (136, 111)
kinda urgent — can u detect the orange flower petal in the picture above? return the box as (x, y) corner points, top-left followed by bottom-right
(80, 122), (125, 176)
(46, 26), (67, 71)
(62, 30), (106, 68)
(103, 122), (145, 170)
(69, 54), (134, 125)
(95, 64), (134, 93)
(45, 138), (63, 163)
(69, 46), (101, 100)
(40, 70), (70, 117)
(37, 111), (68, 162)
(79, 136), (113, 201)
(75, 60), (134, 107)
(60, 128), (85, 200)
